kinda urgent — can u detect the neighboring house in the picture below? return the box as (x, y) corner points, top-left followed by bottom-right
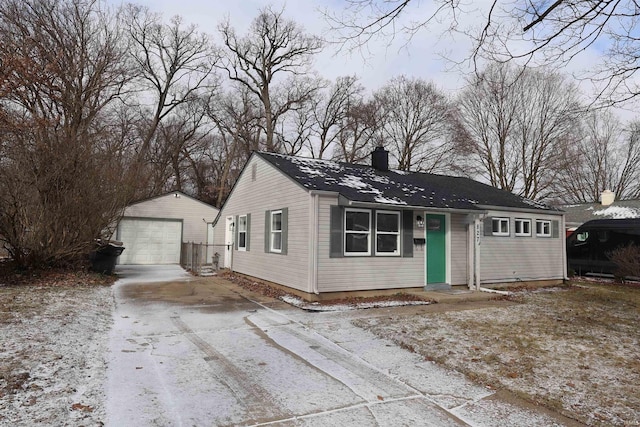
(116, 191), (219, 265)
(211, 148), (566, 297)
(561, 190), (640, 234)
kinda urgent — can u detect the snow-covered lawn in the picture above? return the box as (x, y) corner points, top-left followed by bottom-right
(354, 281), (640, 427)
(0, 272), (113, 426)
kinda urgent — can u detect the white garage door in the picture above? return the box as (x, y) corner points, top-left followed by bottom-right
(117, 219), (182, 264)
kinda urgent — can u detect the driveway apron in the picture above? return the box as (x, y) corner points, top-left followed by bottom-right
(105, 267), (577, 427)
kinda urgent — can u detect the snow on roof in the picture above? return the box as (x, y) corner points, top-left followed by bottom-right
(593, 206), (640, 219)
(561, 199), (640, 224)
(258, 152), (558, 212)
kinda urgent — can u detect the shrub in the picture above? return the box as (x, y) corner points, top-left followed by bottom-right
(609, 243), (640, 281)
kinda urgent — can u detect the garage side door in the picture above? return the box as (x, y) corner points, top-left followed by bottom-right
(117, 219), (182, 264)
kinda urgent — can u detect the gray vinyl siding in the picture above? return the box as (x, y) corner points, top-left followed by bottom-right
(213, 156), (310, 292)
(449, 213), (469, 286)
(316, 197), (425, 292)
(120, 193), (218, 244)
(480, 210), (564, 283)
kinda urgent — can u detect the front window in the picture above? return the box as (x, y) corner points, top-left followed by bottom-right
(376, 211), (400, 255)
(492, 217), (510, 236)
(345, 209), (371, 255)
(270, 210), (282, 252)
(536, 220), (551, 237)
(238, 215), (247, 251)
(515, 219), (531, 237)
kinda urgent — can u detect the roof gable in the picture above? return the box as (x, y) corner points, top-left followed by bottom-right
(257, 152), (557, 212)
(126, 191), (218, 211)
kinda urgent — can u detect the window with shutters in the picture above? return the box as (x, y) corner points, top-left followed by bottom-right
(265, 208), (288, 255)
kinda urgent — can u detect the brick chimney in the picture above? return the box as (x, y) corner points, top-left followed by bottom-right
(371, 146), (389, 172)
(601, 189), (615, 206)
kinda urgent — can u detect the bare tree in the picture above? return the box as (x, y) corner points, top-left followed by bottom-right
(374, 76), (455, 172)
(143, 95), (210, 197)
(125, 5), (218, 165)
(0, 0), (135, 267)
(217, 6), (324, 152)
(333, 99), (381, 164)
(325, 0), (640, 104)
(555, 111), (640, 202)
(307, 76), (364, 159)
(457, 63), (580, 200)
(205, 88), (264, 206)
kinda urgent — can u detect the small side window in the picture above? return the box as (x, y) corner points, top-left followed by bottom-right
(536, 220), (551, 237)
(515, 219), (531, 237)
(492, 217), (510, 236)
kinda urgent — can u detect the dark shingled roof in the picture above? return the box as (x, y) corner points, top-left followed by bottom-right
(257, 152), (558, 212)
(561, 200), (640, 226)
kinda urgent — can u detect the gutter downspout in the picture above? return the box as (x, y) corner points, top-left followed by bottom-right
(308, 192), (320, 294)
(474, 216), (484, 291)
(561, 214), (568, 281)
(467, 219), (475, 290)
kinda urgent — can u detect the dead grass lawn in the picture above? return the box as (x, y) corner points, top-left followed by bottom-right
(354, 281), (640, 427)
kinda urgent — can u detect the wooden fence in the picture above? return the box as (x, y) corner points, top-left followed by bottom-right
(180, 242), (224, 276)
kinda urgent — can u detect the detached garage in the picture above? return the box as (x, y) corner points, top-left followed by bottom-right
(116, 191), (219, 265)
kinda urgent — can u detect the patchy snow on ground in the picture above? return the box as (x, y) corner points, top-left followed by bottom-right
(355, 283), (640, 427)
(0, 281), (113, 426)
(281, 294), (432, 311)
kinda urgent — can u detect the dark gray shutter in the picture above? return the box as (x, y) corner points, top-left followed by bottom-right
(330, 205), (343, 258)
(552, 219), (560, 238)
(484, 217), (493, 236)
(280, 208), (288, 255)
(370, 210), (376, 257)
(234, 215), (239, 250)
(246, 213), (251, 251)
(264, 210), (270, 253)
(402, 210), (413, 258)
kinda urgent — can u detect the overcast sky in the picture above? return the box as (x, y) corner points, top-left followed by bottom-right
(108, 0), (636, 120)
(110, 0), (494, 92)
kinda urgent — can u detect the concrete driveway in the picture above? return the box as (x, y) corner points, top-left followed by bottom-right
(105, 266), (577, 426)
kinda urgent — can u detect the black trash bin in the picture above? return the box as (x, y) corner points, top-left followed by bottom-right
(90, 241), (125, 275)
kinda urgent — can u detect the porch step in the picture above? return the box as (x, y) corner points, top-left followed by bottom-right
(424, 283), (451, 291)
(199, 267), (217, 277)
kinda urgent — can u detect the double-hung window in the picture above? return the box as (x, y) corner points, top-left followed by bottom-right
(536, 220), (551, 237)
(270, 210), (282, 253)
(344, 208), (371, 255)
(514, 218), (531, 237)
(492, 217), (510, 236)
(238, 215), (247, 250)
(375, 211), (400, 255)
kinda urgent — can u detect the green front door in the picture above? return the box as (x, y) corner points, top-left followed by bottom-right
(426, 214), (446, 285)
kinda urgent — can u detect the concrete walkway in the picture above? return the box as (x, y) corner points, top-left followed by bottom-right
(104, 267), (578, 426)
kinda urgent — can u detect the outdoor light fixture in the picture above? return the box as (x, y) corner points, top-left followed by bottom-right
(416, 215), (425, 228)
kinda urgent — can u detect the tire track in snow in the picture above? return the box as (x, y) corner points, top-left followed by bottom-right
(170, 316), (290, 425)
(246, 310), (416, 401)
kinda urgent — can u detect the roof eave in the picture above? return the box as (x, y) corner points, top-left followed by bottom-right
(476, 204), (564, 216)
(339, 197), (487, 215)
